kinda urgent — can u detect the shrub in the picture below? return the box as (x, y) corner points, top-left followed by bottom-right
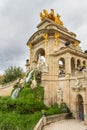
(0, 120), (17, 130)
(32, 84), (44, 101)
(0, 97), (9, 112)
(0, 85), (45, 114)
(0, 111), (41, 130)
(2, 66), (24, 84)
(60, 102), (70, 113)
(46, 103), (62, 116)
(16, 97), (47, 114)
(0, 97), (17, 112)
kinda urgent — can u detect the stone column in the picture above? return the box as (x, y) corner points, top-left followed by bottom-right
(73, 101), (79, 119)
(65, 56), (71, 74)
(65, 74), (70, 106)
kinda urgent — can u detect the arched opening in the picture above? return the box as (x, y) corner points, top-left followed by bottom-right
(76, 94), (84, 121)
(58, 58), (65, 76)
(35, 48), (45, 62)
(83, 61), (86, 64)
(77, 59), (81, 67)
(82, 60), (86, 69)
(71, 57), (75, 73)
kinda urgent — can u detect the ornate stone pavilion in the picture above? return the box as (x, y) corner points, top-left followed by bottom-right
(26, 9), (87, 124)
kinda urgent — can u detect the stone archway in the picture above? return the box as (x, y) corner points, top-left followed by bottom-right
(58, 58), (65, 76)
(76, 94), (84, 121)
(35, 48), (45, 62)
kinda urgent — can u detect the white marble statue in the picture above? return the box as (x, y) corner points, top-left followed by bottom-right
(38, 54), (48, 66)
(30, 73), (37, 89)
(37, 53), (48, 72)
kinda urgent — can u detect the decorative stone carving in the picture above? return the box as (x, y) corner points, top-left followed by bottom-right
(75, 78), (82, 88)
(71, 78), (87, 92)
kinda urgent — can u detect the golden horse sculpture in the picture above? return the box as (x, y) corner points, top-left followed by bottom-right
(43, 9), (49, 18)
(48, 9), (55, 21)
(55, 14), (63, 26)
(40, 12), (45, 21)
(40, 9), (63, 26)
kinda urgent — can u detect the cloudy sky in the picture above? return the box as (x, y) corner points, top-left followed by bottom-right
(0, 0), (87, 74)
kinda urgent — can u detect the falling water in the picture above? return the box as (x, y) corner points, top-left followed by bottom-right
(25, 69), (34, 83)
(11, 88), (20, 99)
(11, 69), (34, 99)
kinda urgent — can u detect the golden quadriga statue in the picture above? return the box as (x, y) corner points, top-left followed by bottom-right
(40, 9), (63, 26)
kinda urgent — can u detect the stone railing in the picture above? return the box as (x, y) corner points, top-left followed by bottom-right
(71, 69), (87, 77)
(58, 73), (65, 78)
(34, 117), (45, 130)
(34, 113), (68, 130)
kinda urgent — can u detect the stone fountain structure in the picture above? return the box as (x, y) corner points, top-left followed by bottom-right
(25, 9), (87, 124)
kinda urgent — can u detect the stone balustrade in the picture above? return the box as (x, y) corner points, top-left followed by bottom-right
(34, 113), (68, 130)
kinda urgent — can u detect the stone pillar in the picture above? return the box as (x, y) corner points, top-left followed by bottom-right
(65, 56), (71, 74)
(73, 101), (79, 119)
(65, 74), (70, 106)
(65, 55), (71, 107)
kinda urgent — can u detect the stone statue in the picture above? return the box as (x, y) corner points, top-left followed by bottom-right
(39, 54), (48, 66)
(57, 88), (63, 104)
(37, 53), (48, 72)
(30, 73), (37, 89)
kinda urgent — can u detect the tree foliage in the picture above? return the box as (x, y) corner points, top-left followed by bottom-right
(2, 66), (24, 84)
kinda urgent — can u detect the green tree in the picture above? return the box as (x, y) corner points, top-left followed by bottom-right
(2, 66), (24, 84)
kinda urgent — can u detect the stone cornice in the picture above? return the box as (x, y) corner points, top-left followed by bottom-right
(26, 28), (80, 46)
(54, 47), (87, 58)
(37, 18), (51, 28)
(37, 18), (68, 31)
